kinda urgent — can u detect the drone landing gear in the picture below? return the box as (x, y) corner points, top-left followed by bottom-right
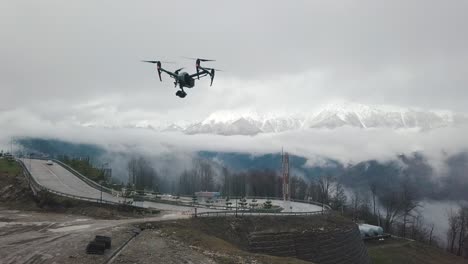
(176, 90), (187, 98)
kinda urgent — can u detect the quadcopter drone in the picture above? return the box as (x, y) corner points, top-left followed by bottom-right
(142, 57), (221, 98)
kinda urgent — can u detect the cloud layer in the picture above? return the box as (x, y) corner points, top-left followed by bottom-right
(2, 1), (468, 176)
(2, 0), (468, 122)
(2, 108), (468, 175)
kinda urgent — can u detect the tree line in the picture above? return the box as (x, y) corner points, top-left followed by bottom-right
(121, 155), (467, 257)
(447, 205), (468, 256)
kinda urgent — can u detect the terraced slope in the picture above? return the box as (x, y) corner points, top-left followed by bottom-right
(249, 225), (370, 264)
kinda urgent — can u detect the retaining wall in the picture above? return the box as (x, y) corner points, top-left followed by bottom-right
(248, 224), (371, 264)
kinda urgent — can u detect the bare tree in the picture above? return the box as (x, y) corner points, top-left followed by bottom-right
(447, 208), (460, 254)
(400, 177), (421, 238)
(428, 223), (435, 245)
(369, 181), (378, 218)
(222, 167), (230, 197)
(350, 189), (361, 221)
(197, 159), (214, 191)
(457, 206), (468, 256)
(127, 157), (137, 187)
(290, 176), (308, 200)
(307, 181), (320, 202)
(380, 190), (402, 232)
(331, 182), (347, 211)
(318, 174), (333, 205)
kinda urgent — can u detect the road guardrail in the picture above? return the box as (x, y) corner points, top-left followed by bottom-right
(194, 210), (327, 218)
(17, 158), (332, 216)
(17, 159), (142, 210)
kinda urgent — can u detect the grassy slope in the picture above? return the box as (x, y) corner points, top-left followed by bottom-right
(0, 158), (21, 175)
(367, 238), (467, 264)
(0, 158), (39, 209)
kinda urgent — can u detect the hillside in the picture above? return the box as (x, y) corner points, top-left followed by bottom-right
(367, 238), (467, 264)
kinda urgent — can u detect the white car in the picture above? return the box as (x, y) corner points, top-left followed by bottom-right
(46, 160), (53, 165)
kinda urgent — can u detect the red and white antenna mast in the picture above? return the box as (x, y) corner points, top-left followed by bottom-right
(282, 149), (290, 202)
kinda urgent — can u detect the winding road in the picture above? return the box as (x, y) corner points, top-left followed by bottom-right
(20, 158), (323, 213)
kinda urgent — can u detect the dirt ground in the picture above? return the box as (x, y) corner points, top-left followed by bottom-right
(112, 229), (218, 264)
(115, 217), (323, 264)
(0, 207), (193, 264)
(113, 221), (313, 264)
(0, 207), (131, 264)
(0, 208), (314, 264)
(0, 160), (171, 264)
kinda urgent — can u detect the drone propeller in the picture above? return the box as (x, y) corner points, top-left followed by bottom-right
(174, 67), (184, 74)
(141, 60), (175, 64)
(182, 57), (216, 79)
(182, 57), (216, 62)
(142, 60), (174, 81)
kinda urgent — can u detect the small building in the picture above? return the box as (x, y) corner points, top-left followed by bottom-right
(194, 191), (220, 203)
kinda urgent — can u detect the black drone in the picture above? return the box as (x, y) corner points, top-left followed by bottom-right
(142, 57), (221, 98)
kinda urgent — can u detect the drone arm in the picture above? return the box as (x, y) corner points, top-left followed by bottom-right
(189, 71), (210, 79)
(189, 66), (210, 79)
(159, 68), (178, 79)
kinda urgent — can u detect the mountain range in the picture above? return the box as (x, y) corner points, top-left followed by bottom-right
(78, 103), (468, 135)
(173, 103), (468, 135)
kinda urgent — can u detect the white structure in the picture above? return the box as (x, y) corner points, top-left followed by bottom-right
(358, 224), (384, 238)
(195, 191), (220, 203)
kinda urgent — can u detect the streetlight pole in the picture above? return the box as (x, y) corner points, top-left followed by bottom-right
(99, 181), (103, 204)
(235, 196), (238, 217)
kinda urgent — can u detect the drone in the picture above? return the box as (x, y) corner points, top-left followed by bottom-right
(142, 57), (221, 98)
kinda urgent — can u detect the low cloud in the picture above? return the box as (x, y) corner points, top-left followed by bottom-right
(2, 108), (468, 177)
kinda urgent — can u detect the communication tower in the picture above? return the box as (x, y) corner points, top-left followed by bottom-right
(282, 150), (290, 201)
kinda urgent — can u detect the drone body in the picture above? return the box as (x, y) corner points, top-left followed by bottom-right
(142, 58), (219, 98)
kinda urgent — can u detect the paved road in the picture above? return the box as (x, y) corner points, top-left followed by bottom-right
(22, 158), (106, 199)
(21, 158), (323, 213)
(20, 159), (209, 213)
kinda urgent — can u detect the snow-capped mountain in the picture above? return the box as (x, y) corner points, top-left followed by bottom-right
(183, 110), (303, 135)
(175, 103), (468, 135)
(76, 103), (468, 135)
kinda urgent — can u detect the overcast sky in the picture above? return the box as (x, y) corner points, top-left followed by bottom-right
(2, 0), (468, 124)
(2, 0), (468, 164)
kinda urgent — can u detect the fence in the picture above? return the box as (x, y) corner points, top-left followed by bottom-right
(17, 158), (332, 216)
(17, 159), (142, 210)
(177, 196), (332, 212)
(194, 210), (327, 218)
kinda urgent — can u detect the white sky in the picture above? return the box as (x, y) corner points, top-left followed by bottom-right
(2, 1), (468, 122)
(2, 0), (468, 164)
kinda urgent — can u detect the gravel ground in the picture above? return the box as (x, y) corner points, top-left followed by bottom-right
(112, 229), (217, 264)
(0, 208), (188, 264)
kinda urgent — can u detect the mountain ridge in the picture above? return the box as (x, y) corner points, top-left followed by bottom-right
(180, 103), (468, 135)
(76, 103), (468, 135)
